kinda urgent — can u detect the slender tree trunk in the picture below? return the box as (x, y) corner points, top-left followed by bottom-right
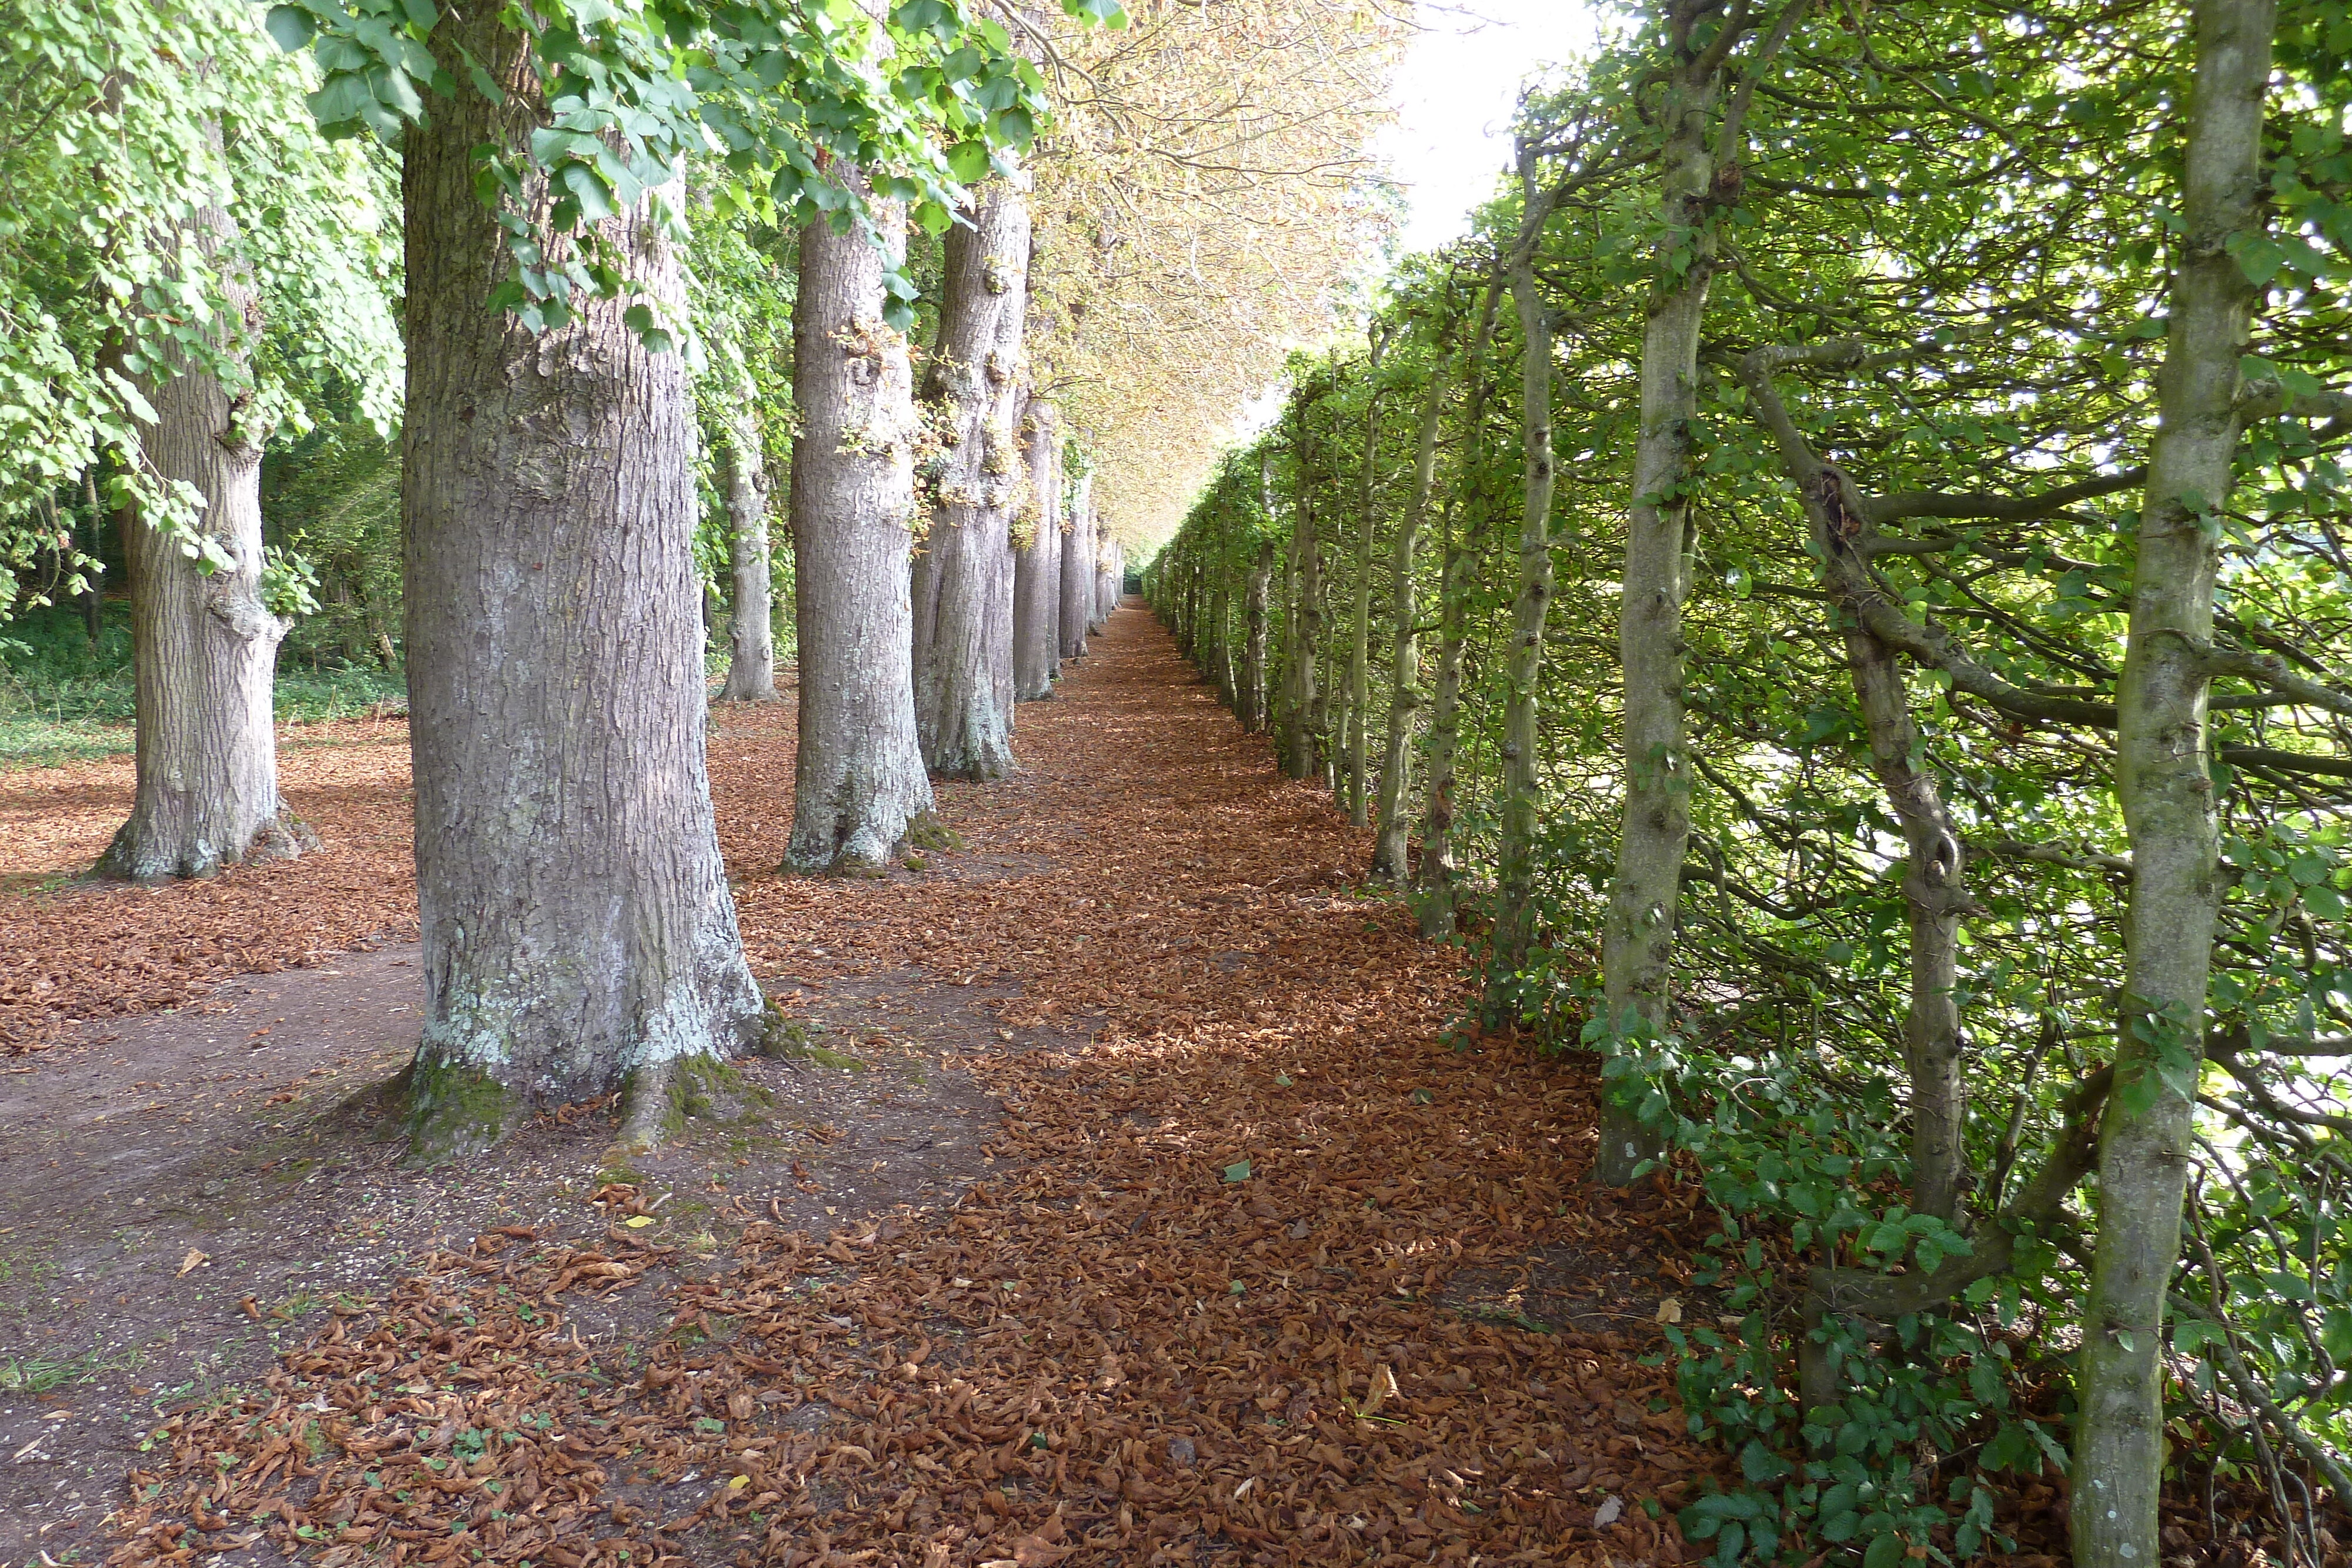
(716, 385), (777, 703)
(1489, 165), (1561, 1007)
(1013, 398), (1063, 699)
(784, 191), (937, 871)
(1596, 4), (1796, 1186)
(1372, 322), (1455, 884)
(1347, 359), (1384, 825)
(1059, 458), (1093, 661)
(1281, 394), (1325, 779)
(1740, 350), (1971, 1223)
(98, 179), (307, 883)
(910, 181), (1028, 778)
(1416, 275), (1506, 936)
(399, 13), (761, 1161)
(2077, 6), (2273, 1560)
(1241, 539), (1274, 733)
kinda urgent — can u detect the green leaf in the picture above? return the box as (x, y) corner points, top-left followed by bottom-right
(1222, 1160), (1251, 1183)
(1863, 1532), (1905, 1568)
(265, 5), (317, 52)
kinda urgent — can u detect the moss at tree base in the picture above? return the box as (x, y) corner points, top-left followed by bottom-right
(393, 1057), (517, 1166)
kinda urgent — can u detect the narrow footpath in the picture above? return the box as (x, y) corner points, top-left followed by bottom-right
(6, 607), (1711, 1568)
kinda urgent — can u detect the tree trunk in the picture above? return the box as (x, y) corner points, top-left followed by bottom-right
(1489, 168), (1560, 1008)
(1739, 349), (1971, 1225)
(399, 14), (762, 1161)
(1415, 275), (1506, 937)
(716, 384), (777, 703)
(1596, 4), (1795, 1187)
(1058, 459), (1093, 661)
(1013, 397), (1063, 700)
(911, 180), (1028, 779)
(784, 189), (938, 871)
(1092, 526), (1116, 631)
(1372, 320), (1455, 884)
(97, 179), (307, 884)
(2076, 5), (2273, 1561)
(1241, 539), (1274, 733)
(80, 471), (105, 648)
(1346, 351), (1384, 826)
(1278, 393), (1323, 779)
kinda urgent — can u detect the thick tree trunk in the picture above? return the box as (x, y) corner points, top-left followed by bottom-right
(1489, 178), (1559, 1007)
(399, 14), (762, 1161)
(1372, 324), (1454, 885)
(98, 183), (306, 884)
(1278, 394), (1323, 779)
(911, 181), (1028, 779)
(2077, 5), (2273, 1561)
(784, 191), (938, 871)
(1013, 398), (1063, 700)
(1415, 276), (1505, 936)
(1241, 539), (1274, 733)
(1092, 528), (1117, 631)
(1059, 461), (1093, 661)
(716, 386), (778, 703)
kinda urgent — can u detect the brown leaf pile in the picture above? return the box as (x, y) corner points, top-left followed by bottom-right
(103, 613), (1720, 1565)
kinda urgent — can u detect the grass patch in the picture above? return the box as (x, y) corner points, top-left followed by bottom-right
(0, 1341), (145, 1392)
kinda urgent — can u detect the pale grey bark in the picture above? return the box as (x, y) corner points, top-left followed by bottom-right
(911, 180), (1028, 780)
(1059, 458), (1093, 660)
(1371, 319), (1454, 885)
(784, 189), (937, 871)
(400, 11), (761, 1162)
(2077, 4), (2275, 1561)
(1093, 528), (1117, 631)
(1597, 2), (1798, 1188)
(715, 383), (777, 703)
(98, 177), (306, 883)
(1489, 159), (1561, 999)
(1013, 397), (1063, 700)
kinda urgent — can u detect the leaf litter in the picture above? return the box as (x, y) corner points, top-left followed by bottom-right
(96, 611), (1719, 1565)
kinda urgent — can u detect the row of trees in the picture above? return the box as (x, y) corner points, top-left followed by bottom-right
(1, 1), (1389, 1146)
(1150, 4), (2352, 1566)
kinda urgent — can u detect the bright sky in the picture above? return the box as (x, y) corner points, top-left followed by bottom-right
(1377, 0), (1605, 256)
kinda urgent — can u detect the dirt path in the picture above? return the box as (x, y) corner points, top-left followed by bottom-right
(5, 608), (1709, 1568)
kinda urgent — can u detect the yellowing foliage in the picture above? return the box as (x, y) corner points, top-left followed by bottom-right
(1027, 0), (1404, 549)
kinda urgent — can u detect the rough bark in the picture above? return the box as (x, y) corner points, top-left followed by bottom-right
(1488, 169), (1561, 1006)
(1093, 528), (1117, 631)
(1013, 399), (1063, 699)
(910, 180), (1028, 779)
(1371, 319), (1454, 885)
(1596, 2), (1796, 1188)
(1059, 457), (1093, 661)
(1241, 539), (1274, 733)
(399, 12), (762, 1162)
(2076, 5), (2274, 1561)
(1415, 275), (1506, 937)
(98, 173), (306, 883)
(784, 189), (938, 871)
(715, 383), (778, 703)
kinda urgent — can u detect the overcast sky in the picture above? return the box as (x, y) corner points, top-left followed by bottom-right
(1375, 1), (1603, 255)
